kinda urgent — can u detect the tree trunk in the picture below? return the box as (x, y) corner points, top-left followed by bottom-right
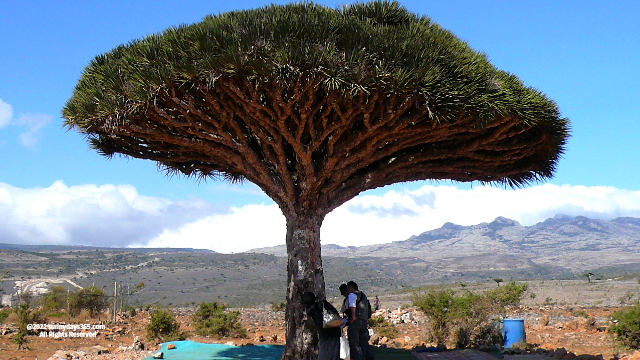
(281, 212), (325, 360)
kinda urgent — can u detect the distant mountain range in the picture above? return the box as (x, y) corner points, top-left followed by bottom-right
(2, 215), (639, 307)
(249, 215), (640, 273)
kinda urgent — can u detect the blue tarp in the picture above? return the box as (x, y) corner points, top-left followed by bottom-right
(144, 340), (285, 360)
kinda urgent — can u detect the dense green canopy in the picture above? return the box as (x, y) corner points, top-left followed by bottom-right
(63, 1), (569, 198)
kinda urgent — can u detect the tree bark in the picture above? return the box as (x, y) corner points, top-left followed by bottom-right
(281, 212), (326, 360)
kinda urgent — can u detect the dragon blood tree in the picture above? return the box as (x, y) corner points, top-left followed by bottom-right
(63, 2), (570, 359)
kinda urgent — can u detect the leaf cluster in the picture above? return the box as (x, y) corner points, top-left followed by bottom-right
(64, 0), (568, 168)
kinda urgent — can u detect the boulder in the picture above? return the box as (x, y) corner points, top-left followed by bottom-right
(130, 335), (145, 350)
(565, 320), (579, 331)
(152, 351), (164, 359)
(167, 343), (176, 350)
(554, 348), (568, 358)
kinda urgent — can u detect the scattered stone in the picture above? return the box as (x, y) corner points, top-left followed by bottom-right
(130, 335), (145, 350)
(167, 343), (176, 350)
(49, 350), (70, 360)
(379, 336), (388, 345)
(93, 345), (110, 355)
(152, 351), (164, 359)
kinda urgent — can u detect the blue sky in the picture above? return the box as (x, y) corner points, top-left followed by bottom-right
(1, 1), (639, 252)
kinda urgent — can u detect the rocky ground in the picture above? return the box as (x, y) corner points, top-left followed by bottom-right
(0, 304), (639, 360)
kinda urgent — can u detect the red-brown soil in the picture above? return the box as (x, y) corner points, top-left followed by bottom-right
(0, 305), (638, 360)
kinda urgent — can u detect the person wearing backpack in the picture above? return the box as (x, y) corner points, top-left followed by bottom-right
(345, 281), (374, 360)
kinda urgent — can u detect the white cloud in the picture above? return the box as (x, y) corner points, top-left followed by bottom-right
(2, 182), (640, 253)
(146, 203), (286, 253)
(16, 113), (53, 147)
(0, 98), (13, 128)
(0, 181), (228, 248)
(0, 99), (52, 146)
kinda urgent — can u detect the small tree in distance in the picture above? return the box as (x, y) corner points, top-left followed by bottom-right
(584, 272), (594, 283)
(70, 286), (108, 318)
(493, 278), (503, 287)
(63, 2), (570, 358)
(41, 285), (68, 313)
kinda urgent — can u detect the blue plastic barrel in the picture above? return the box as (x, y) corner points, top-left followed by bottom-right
(503, 318), (525, 348)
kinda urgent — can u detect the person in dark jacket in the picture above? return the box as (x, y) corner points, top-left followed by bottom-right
(339, 283), (349, 315)
(345, 281), (374, 360)
(302, 291), (342, 360)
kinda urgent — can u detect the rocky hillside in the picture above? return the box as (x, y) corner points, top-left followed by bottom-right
(250, 215), (640, 273)
(2, 215), (639, 308)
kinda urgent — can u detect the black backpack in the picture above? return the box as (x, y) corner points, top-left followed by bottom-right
(355, 291), (373, 320)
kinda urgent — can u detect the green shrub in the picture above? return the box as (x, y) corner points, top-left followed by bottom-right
(368, 315), (385, 327)
(146, 308), (187, 342)
(414, 282), (527, 348)
(69, 286), (108, 317)
(41, 285), (68, 313)
(610, 305), (640, 349)
(484, 282), (528, 308)
(0, 308), (11, 322)
(377, 321), (399, 339)
(573, 310), (589, 318)
(368, 315), (398, 339)
(12, 303), (45, 349)
(192, 302), (246, 338)
(450, 291), (495, 347)
(543, 297), (556, 305)
(47, 312), (66, 318)
(413, 290), (454, 345)
(270, 301), (285, 313)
